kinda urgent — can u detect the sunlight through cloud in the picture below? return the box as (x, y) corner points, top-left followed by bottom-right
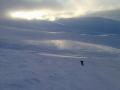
(9, 9), (85, 21)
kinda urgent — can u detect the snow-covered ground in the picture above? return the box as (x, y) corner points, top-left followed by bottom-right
(0, 26), (120, 90)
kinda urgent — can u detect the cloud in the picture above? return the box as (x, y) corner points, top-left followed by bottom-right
(0, 0), (120, 20)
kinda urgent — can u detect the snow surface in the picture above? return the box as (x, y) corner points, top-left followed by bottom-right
(0, 26), (120, 90)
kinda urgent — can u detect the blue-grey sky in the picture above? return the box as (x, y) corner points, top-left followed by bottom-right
(0, 0), (120, 20)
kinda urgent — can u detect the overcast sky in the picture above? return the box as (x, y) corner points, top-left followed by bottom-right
(0, 0), (120, 20)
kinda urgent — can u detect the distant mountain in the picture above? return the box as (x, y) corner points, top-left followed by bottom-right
(0, 17), (120, 34)
(58, 17), (120, 34)
(88, 9), (120, 21)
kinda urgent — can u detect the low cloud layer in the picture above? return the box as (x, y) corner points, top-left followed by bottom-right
(0, 0), (120, 20)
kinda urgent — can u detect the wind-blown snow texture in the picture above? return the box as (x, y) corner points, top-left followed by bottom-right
(0, 18), (120, 90)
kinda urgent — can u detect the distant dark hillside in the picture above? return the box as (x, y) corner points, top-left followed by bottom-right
(0, 17), (120, 34)
(58, 17), (120, 34)
(88, 9), (120, 21)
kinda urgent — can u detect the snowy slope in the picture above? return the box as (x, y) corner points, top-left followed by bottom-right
(0, 22), (120, 90)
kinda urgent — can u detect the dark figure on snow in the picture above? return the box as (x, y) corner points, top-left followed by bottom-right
(80, 61), (84, 66)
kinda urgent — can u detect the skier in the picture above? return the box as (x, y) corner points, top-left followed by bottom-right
(80, 60), (84, 66)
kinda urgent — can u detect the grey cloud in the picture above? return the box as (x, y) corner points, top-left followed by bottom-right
(0, 0), (65, 10)
(0, 0), (120, 10)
